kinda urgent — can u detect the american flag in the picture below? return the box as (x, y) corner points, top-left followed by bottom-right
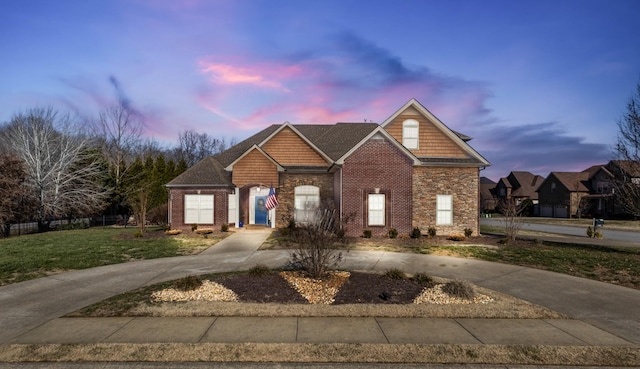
(265, 186), (278, 210)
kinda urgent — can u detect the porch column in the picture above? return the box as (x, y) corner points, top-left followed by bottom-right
(234, 187), (241, 229)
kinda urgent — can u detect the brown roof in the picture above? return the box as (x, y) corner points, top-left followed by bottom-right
(508, 171), (544, 199)
(549, 172), (590, 192)
(166, 156), (232, 187)
(169, 110), (486, 186)
(294, 123), (379, 160)
(608, 160), (640, 177)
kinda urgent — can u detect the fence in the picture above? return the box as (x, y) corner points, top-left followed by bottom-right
(7, 215), (124, 236)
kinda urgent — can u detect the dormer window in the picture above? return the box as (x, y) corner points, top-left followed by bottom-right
(402, 119), (419, 149)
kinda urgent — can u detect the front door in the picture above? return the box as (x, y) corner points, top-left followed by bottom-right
(254, 196), (268, 225)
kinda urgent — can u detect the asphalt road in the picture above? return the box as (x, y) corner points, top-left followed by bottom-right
(480, 218), (640, 245)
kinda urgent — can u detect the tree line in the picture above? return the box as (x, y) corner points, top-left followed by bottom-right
(0, 103), (235, 236)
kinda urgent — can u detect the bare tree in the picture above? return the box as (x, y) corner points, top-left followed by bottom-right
(175, 129), (232, 167)
(95, 103), (143, 188)
(613, 81), (640, 217)
(497, 198), (525, 245)
(2, 108), (109, 232)
(289, 206), (346, 278)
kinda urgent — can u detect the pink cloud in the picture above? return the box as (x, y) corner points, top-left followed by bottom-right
(198, 58), (307, 91)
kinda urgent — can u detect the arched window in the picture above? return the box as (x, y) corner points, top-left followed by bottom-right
(402, 119), (419, 149)
(294, 185), (319, 223)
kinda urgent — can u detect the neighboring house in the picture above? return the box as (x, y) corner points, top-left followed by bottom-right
(494, 171), (544, 214)
(537, 165), (615, 218)
(166, 99), (491, 237)
(479, 177), (497, 213)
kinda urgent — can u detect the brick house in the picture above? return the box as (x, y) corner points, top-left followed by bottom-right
(166, 99), (490, 237)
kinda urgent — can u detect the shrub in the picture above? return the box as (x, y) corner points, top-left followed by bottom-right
(586, 226), (594, 238)
(165, 229), (182, 236)
(384, 268), (406, 280)
(388, 228), (398, 239)
(595, 231), (603, 239)
(447, 234), (466, 241)
(289, 206), (345, 278)
(410, 227), (421, 239)
(248, 264), (271, 276)
(221, 223), (229, 232)
(427, 226), (436, 237)
(175, 275), (203, 291)
(362, 229), (372, 238)
(413, 272), (436, 288)
(191, 224), (198, 232)
(133, 231), (143, 238)
(464, 228), (473, 237)
(441, 280), (475, 300)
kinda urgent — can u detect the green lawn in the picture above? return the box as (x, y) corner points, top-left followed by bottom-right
(0, 227), (217, 286)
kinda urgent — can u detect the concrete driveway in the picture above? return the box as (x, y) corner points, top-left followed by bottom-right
(1, 228), (639, 346)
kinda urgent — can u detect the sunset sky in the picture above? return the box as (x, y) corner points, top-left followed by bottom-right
(1, 0), (639, 180)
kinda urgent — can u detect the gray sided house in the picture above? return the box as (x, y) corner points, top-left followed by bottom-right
(166, 99), (491, 237)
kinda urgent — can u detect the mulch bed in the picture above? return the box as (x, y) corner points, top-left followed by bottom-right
(214, 272), (425, 305)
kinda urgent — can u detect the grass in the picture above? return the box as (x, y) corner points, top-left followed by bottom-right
(1, 223), (639, 290)
(0, 227), (221, 286)
(423, 241), (640, 289)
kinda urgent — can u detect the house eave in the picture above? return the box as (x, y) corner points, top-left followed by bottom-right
(166, 184), (233, 188)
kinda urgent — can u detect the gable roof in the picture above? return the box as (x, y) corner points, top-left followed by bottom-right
(169, 99), (491, 187)
(214, 124), (281, 168)
(224, 144), (285, 172)
(258, 122), (334, 164)
(546, 172), (590, 192)
(166, 156), (232, 187)
(334, 127), (421, 165)
(509, 171), (544, 198)
(380, 98), (490, 167)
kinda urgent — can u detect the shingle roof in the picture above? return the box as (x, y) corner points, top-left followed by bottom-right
(169, 105), (488, 186)
(509, 171), (544, 199)
(550, 172), (590, 192)
(166, 156), (232, 187)
(213, 124), (281, 168)
(297, 123), (379, 160)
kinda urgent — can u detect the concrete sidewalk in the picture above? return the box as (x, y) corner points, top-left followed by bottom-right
(1, 228), (639, 352)
(7, 316), (633, 346)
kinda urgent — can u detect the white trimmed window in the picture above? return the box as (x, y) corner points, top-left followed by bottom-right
(436, 194), (452, 225)
(184, 194), (214, 224)
(402, 119), (419, 149)
(294, 185), (319, 223)
(368, 193), (385, 226)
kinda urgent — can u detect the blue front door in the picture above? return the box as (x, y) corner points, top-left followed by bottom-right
(255, 196), (268, 225)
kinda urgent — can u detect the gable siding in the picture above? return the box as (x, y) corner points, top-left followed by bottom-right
(261, 127), (328, 166)
(385, 114), (468, 158)
(232, 149), (279, 188)
(412, 166), (479, 236)
(342, 138), (413, 237)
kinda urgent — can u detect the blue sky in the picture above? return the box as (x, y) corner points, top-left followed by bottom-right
(1, 0), (639, 181)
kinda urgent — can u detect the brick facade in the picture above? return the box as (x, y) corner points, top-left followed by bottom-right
(168, 188), (232, 231)
(342, 137), (413, 237)
(412, 166), (480, 236)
